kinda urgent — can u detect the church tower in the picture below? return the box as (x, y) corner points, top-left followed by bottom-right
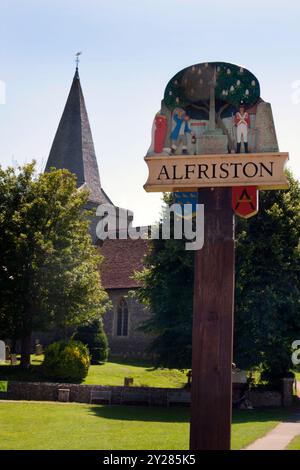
(43, 65), (153, 358)
(45, 66), (112, 207)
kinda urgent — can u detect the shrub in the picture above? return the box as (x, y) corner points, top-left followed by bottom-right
(74, 319), (109, 364)
(42, 340), (90, 381)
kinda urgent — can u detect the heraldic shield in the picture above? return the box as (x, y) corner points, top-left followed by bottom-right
(232, 186), (259, 218)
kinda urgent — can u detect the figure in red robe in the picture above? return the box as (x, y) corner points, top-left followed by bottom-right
(154, 114), (167, 154)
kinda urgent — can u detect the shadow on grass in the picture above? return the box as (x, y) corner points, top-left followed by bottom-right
(0, 364), (82, 384)
(233, 408), (292, 424)
(88, 404), (293, 425)
(0, 364), (45, 382)
(88, 404), (190, 423)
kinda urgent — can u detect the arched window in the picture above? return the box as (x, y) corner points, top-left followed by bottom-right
(116, 297), (129, 337)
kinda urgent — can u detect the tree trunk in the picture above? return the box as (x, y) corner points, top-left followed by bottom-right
(11, 338), (17, 354)
(208, 67), (216, 131)
(208, 83), (216, 131)
(20, 332), (32, 368)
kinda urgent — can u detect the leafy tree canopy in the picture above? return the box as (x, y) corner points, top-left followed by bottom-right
(74, 318), (109, 364)
(135, 172), (300, 380)
(0, 163), (109, 367)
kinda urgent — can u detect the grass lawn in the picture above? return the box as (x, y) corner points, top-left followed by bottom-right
(0, 355), (187, 388)
(286, 434), (300, 450)
(0, 402), (289, 450)
(84, 360), (187, 387)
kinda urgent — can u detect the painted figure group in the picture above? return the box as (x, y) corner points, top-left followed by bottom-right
(153, 101), (250, 155)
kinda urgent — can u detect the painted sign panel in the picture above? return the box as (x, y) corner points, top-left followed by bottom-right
(144, 152), (288, 192)
(145, 62), (280, 158)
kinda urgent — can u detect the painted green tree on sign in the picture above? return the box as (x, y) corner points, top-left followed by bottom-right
(163, 62), (260, 123)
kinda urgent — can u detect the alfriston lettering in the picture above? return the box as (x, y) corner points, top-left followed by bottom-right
(211, 163), (217, 179)
(198, 164), (209, 179)
(172, 164), (183, 180)
(185, 164), (196, 179)
(220, 162), (229, 179)
(231, 162), (243, 178)
(243, 162), (258, 178)
(157, 165), (170, 180)
(156, 161), (274, 181)
(260, 162), (273, 177)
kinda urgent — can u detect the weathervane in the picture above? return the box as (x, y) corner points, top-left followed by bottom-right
(75, 51), (82, 69)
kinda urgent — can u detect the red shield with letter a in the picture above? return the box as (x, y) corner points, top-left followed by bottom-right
(232, 186), (259, 219)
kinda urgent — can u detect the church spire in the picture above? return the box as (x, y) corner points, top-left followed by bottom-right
(45, 64), (112, 205)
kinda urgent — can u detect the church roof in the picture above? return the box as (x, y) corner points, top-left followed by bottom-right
(45, 68), (111, 205)
(98, 238), (149, 289)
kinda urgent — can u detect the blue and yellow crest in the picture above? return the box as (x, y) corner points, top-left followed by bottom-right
(173, 192), (198, 219)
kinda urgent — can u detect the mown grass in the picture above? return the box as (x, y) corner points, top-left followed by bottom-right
(84, 359), (187, 387)
(0, 402), (288, 450)
(286, 434), (300, 450)
(0, 355), (188, 388)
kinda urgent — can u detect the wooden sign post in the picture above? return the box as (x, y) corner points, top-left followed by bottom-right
(143, 61), (289, 450)
(190, 187), (234, 450)
(144, 151), (288, 449)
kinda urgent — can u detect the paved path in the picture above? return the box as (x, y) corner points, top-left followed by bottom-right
(245, 412), (300, 450)
(246, 381), (300, 450)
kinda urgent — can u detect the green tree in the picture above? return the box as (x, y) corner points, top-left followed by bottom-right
(234, 171), (300, 382)
(42, 340), (90, 381)
(135, 196), (194, 369)
(0, 163), (109, 368)
(74, 318), (109, 363)
(135, 173), (300, 379)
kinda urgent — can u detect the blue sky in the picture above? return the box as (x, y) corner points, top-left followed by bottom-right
(0, 0), (299, 225)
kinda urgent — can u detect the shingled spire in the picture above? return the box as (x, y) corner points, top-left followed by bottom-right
(45, 67), (112, 205)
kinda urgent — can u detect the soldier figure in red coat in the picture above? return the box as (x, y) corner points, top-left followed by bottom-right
(235, 102), (250, 153)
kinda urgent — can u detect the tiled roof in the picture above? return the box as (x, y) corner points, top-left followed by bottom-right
(98, 238), (149, 289)
(45, 68), (111, 205)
